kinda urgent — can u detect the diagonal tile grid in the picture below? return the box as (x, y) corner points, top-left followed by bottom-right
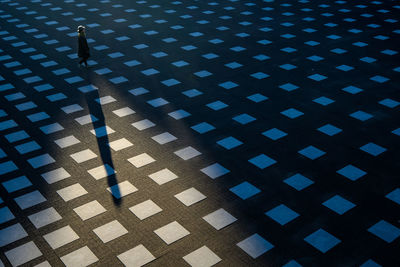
(0, 0), (399, 266)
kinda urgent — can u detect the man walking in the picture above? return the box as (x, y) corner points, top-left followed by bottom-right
(77, 25), (90, 67)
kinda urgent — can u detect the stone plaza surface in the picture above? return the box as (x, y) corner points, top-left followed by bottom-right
(0, 0), (399, 266)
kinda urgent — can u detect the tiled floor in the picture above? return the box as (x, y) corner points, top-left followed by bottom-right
(0, 0), (399, 266)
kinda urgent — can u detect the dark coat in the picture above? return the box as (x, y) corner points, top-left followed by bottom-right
(78, 34), (90, 58)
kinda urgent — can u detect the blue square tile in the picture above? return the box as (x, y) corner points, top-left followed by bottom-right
(208, 38), (222, 43)
(141, 68), (159, 76)
(368, 220), (400, 243)
(304, 229), (341, 253)
(172, 60), (189, 67)
(323, 195), (356, 215)
(202, 53), (219, 59)
(342, 86), (363, 94)
(280, 64), (297, 70)
(281, 108), (304, 119)
(124, 60), (141, 67)
(392, 128), (400, 136)
(194, 70), (212, 78)
(381, 49), (397, 56)
(350, 111), (373, 121)
(15, 141), (41, 154)
(386, 188), (400, 205)
(360, 143), (386, 156)
(95, 68), (112, 75)
(308, 74), (327, 81)
(182, 45), (197, 51)
(2, 176), (32, 193)
(284, 174), (314, 191)
(317, 124), (342, 136)
(280, 83), (298, 91)
(183, 89), (202, 98)
(336, 65), (354, 71)
(307, 55), (324, 62)
(360, 57), (376, 63)
(233, 114), (256, 124)
(207, 101), (228, 111)
(379, 98), (399, 108)
(253, 54), (270, 61)
(337, 165), (366, 181)
(191, 122), (215, 134)
(230, 181), (261, 200)
(110, 76), (128, 84)
(281, 47), (296, 53)
(251, 72), (269, 79)
(282, 260), (303, 267)
(248, 154), (276, 169)
(152, 52), (167, 58)
(360, 260), (382, 267)
(225, 62), (242, 69)
(331, 48), (347, 54)
(298, 146), (326, 160)
(219, 81), (238, 89)
(230, 46), (246, 52)
(162, 79), (180, 87)
(265, 204), (299, 225)
(134, 44), (148, 49)
(313, 96), (334, 106)
(353, 41), (367, 47)
(217, 136), (243, 150)
(305, 40), (319, 46)
(0, 161), (18, 175)
(262, 128), (287, 140)
(370, 75), (389, 83)
(247, 93), (268, 103)
(147, 98), (168, 107)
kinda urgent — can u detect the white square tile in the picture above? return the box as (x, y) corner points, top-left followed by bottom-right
(41, 167), (70, 184)
(90, 125), (115, 137)
(203, 208), (237, 230)
(183, 246), (222, 267)
(175, 187), (206, 206)
(14, 190), (46, 209)
(128, 153), (155, 168)
(154, 221), (190, 245)
(75, 114), (97, 125)
(70, 149), (97, 163)
(109, 138), (133, 151)
(87, 164), (115, 180)
(43, 225), (79, 249)
(200, 163), (230, 179)
(174, 146), (201, 160)
(57, 183), (88, 201)
(35, 261), (51, 267)
(0, 223), (28, 247)
(151, 132), (177, 144)
(129, 199), (162, 220)
(117, 244), (156, 266)
(5, 241), (42, 266)
(93, 220), (128, 243)
(148, 168), (178, 185)
(132, 119), (155, 130)
(28, 207), (62, 228)
(236, 234), (274, 259)
(61, 104), (83, 114)
(107, 180), (138, 199)
(73, 200), (106, 221)
(60, 246), (98, 266)
(113, 107), (135, 117)
(96, 95), (116, 105)
(54, 135), (80, 148)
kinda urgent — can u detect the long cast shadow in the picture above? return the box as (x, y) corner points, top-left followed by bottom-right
(84, 72), (122, 206)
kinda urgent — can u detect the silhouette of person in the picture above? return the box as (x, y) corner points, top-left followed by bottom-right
(77, 25), (90, 67)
